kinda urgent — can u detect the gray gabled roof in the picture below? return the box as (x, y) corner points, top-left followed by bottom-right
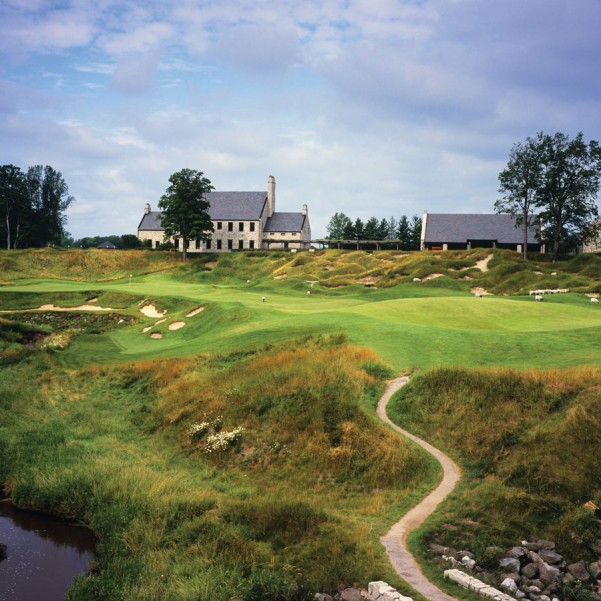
(205, 191), (267, 220)
(138, 212), (163, 231)
(264, 213), (306, 232)
(424, 213), (540, 244)
(138, 191), (268, 231)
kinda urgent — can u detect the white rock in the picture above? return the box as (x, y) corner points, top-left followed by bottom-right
(501, 578), (518, 594)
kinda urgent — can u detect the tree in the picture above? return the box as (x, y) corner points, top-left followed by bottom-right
(0, 165), (29, 249)
(326, 212), (352, 239)
(386, 216), (398, 240)
(353, 218), (365, 240)
(409, 215), (422, 250)
(26, 165), (75, 246)
(363, 216), (381, 240)
(496, 132), (601, 261)
(537, 132), (601, 260)
(158, 169), (214, 261)
(495, 135), (545, 259)
(396, 215), (411, 248)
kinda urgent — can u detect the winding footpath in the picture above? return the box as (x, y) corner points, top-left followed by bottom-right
(376, 377), (462, 601)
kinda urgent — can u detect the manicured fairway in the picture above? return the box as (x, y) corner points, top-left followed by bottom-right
(3, 273), (601, 371)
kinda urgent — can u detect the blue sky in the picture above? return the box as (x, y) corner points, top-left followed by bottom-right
(2, 0), (600, 239)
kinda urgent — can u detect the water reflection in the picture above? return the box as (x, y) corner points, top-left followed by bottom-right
(0, 501), (96, 601)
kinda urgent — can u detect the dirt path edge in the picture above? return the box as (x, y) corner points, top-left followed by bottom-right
(377, 376), (461, 601)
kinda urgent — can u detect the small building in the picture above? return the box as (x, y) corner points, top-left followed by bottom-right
(421, 211), (543, 253)
(97, 240), (117, 249)
(137, 175), (311, 252)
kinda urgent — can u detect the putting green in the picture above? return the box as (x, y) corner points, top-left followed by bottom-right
(2, 275), (601, 371)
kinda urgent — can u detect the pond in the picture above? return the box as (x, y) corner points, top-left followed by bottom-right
(0, 501), (96, 601)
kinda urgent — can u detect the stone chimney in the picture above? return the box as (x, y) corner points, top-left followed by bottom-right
(144, 203), (151, 215)
(267, 175), (275, 218)
(301, 204), (308, 216)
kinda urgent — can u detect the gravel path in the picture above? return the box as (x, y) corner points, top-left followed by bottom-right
(376, 377), (461, 601)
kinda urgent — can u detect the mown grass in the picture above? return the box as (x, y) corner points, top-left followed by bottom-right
(389, 367), (601, 566)
(0, 337), (437, 600)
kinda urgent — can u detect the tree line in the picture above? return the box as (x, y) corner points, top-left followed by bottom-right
(325, 213), (422, 249)
(0, 164), (75, 249)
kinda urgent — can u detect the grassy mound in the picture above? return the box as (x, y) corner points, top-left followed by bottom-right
(0, 337), (434, 600)
(0, 248), (181, 282)
(389, 367), (601, 561)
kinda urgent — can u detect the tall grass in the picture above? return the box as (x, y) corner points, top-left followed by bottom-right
(389, 366), (601, 560)
(0, 338), (430, 599)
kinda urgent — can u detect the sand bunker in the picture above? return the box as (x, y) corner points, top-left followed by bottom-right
(186, 307), (205, 317)
(150, 332), (163, 339)
(475, 255), (493, 272)
(168, 321), (185, 331)
(422, 273), (444, 281)
(471, 287), (492, 296)
(274, 274), (287, 280)
(38, 304), (113, 312)
(140, 304), (165, 318)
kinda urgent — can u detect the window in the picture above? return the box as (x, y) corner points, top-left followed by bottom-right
(239, 222), (244, 232)
(238, 240), (244, 249)
(217, 239), (222, 250)
(217, 222), (222, 230)
(195, 238), (200, 249)
(250, 222), (255, 232)
(249, 240), (255, 249)
(228, 222), (233, 232)
(206, 239), (211, 250)
(281, 232), (286, 236)
(284, 242), (289, 249)
(155, 240), (160, 248)
(175, 238), (179, 249)
(227, 239), (233, 250)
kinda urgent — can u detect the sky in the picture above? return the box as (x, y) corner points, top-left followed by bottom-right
(1, 0), (601, 239)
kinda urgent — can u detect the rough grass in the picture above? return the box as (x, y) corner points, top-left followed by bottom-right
(0, 248), (181, 282)
(4, 248), (601, 295)
(388, 367), (601, 562)
(0, 338), (434, 600)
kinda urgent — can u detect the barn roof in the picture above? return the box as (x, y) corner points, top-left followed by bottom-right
(424, 213), (540, 244)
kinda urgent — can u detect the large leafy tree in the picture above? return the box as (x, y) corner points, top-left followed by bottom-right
(495, 136), (544, 259)
(538, 132), (601, 260)
(496, 132), (601, 260)
(158, 169), (214, 261)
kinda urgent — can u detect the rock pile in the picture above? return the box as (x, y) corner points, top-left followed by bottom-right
(315, 582), (412, 601)
(429, 539), (601, 601)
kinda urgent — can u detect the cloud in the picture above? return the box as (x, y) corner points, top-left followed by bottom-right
(109, 47), (163, 94)
(207, 22), (301, 76)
